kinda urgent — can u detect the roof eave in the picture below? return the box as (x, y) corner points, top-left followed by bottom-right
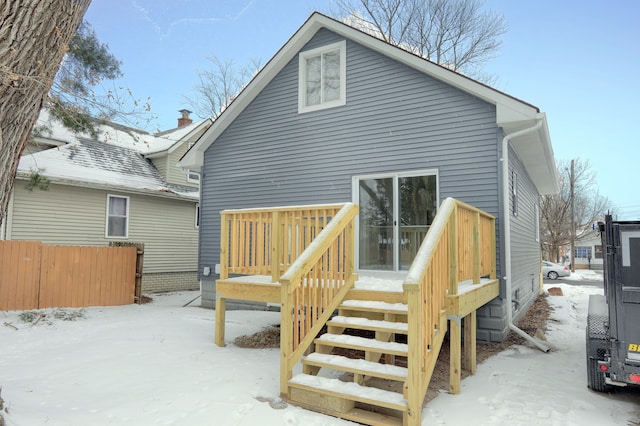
(15, 172), (199, 202)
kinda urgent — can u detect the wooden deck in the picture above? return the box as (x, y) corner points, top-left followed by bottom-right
(213, 199), (498, 426)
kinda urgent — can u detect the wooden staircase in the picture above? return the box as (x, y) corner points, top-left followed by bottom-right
(286, 285), (446, 426)
(215, 199), (498, 425)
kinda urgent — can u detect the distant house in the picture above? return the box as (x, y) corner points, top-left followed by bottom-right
(180, 13), (560, 342)
(1, 111), (212, 293)
(574, 228), (604, 270)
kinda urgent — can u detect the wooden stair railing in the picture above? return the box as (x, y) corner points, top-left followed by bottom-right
(282, 198), (496, 426)
(279, 202), (359, 395)
(403, 197), (496, 424)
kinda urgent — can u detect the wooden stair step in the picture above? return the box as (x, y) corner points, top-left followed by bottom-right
(339, 300), (408, 315)
(328, 315), (408, 335)
(289, 373), (407, 412)
(303, 352), (408, 381)
(315, 333), (408, 356)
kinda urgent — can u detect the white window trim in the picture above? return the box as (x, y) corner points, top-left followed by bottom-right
(105, 194), (130, 239)
(186, 169), (200, 184)
(535, 203), (540, 242)
(351, 168), (440, 272)
(195, 203), (200, 229)
(298, 40), (346, 114)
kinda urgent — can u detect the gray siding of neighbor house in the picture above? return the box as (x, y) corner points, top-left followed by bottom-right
(198, 29), (514, 340)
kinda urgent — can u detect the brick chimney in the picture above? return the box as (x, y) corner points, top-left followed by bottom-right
(177, 109), (193, 127)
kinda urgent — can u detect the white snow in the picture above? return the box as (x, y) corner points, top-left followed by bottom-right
(1, 282), (638, 425)
(340, 299), (408, 312)
(329, 315), (408, 332)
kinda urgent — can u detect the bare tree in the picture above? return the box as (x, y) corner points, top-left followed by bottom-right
(0, 0), (92, 226)
(333, 0), (506, 80)
(187, 56), (262, 119)
(541, 158), (615, 262)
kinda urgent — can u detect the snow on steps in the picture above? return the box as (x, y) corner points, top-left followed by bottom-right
(315, 333), (409, 356)
(328, 315), (409, 334)
(303, 352), (408, 381)
(289, 373), (407, 411)
(340, 299), (408, 314)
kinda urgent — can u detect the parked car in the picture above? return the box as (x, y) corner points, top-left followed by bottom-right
(542, 261), (570, 279)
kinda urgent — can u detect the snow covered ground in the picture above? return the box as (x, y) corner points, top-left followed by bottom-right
(1, 277), (638, 425)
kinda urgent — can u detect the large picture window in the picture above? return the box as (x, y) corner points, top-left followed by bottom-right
(574, 246), (592, 259)
(106, 195), (129, 238)
(298, 41), (346, 113)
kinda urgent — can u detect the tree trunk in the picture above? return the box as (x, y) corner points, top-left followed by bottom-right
(0, 0), (91, 226)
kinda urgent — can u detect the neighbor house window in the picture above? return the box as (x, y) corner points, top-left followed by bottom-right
(595, 245), (603, 259)
(575, 246), (592, 259)
(298, 40), (346, 113)
(511, 170), (518, 216)
(186, 141), (200, 183)
(195, 203), (200, 229)
(187, 169), (200, 183)
(106, 195), (129, 238)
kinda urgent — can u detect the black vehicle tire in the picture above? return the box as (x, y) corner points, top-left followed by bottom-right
(586, 327), (609, 392)
(587, 355), (608, 392)
(548, 271), (559, 280)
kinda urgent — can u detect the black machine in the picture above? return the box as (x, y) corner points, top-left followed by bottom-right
(586, 215), (640, 391)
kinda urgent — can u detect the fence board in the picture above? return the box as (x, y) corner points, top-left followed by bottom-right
(0, 241), (41, 310)
(0, 242), (137, 310)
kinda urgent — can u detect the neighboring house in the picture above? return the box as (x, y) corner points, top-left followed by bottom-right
(180, 13), (560, 342)
(2, 110), (212, 293)
(574, 228), (604, 270)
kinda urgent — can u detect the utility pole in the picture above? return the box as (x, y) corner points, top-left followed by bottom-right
(570, 159), (575, 273)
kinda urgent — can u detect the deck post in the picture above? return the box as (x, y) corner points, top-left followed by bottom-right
(463, 311), (477, 374)
(404, 284), (423, 426)
(449, 316), (461, 394)
(215, 296), (226, 346)
(448, 207), (459, 296)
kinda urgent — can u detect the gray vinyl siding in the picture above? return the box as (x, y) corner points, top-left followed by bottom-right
(199, 29), (502, 288)
(508, 147), (542, 322)
(8, 180), (198, 274)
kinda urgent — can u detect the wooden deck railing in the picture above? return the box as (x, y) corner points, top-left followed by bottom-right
(279, 203), (359, 395)
(219, 204), (346, 282)
(402, 198), (496, 424)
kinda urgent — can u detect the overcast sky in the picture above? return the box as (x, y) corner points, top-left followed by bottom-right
(83, 0), (640, 218)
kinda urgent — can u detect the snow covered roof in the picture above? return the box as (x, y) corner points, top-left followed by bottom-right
(180, 12), (559, 195)
(34, 109), (210, 156)
(18, 138), (198, 200)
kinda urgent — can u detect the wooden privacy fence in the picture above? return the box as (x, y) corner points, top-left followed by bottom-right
(0, 241), (138, 310)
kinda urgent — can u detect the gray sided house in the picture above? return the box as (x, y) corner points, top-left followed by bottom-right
(2, 111), (212, 293)
(180, 13), (560, 342)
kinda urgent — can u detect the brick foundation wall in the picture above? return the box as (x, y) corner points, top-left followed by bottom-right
(141, 271), (199, 293)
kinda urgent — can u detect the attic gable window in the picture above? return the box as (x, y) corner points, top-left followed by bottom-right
(298, 40), (346, 113)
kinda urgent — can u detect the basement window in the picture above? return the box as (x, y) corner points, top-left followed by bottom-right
(298, 41), (346, 113)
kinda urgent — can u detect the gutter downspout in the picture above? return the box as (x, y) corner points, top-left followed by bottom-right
(502, 116), (550, 353)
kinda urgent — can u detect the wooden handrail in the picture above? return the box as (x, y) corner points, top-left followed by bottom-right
(279, 203), (359, 397)
(402, 197), (496, 424)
